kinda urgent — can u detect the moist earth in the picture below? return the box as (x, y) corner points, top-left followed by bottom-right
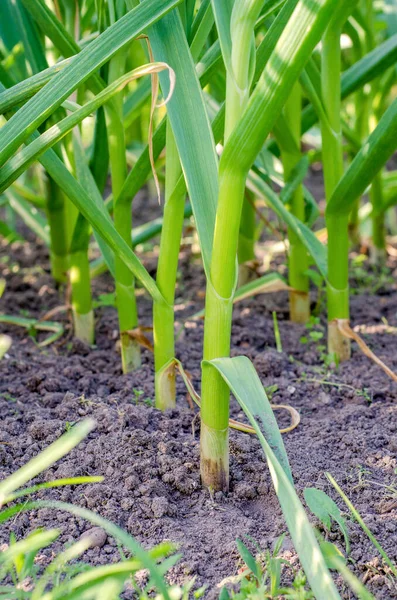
(1, 194), (397, 598)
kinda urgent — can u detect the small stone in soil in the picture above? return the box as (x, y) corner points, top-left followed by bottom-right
(80, 527), (107, 548)
(151, 496), (169, 518)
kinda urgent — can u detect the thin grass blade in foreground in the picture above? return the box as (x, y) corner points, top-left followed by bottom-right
(206, 356), (341, 600)
(0, 419), (95, 503)
(0, 500), (174, 600)
(326, 472), (397, 578)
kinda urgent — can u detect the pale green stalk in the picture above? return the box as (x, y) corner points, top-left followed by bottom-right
(322, 7), (351, 360)
(200, 0), (260, 490)
(45, 174), (69, 284)
(347, 19), (367, 245)
(70, 248), (94, 344)
(365, 0), (386, 264)
(237, 190), (257, 284)
(68, 112), (95, 345)
(227, 2), (258, 284)
(201, 0), (339, 490)
(153, 123), (185, 410)
(370, 170), (386, 262)
(107, 50), (141, 373)
(282, 83), (309, 322)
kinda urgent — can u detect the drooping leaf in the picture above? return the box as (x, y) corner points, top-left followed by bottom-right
(206, 356), (292, 480)
(205, 356), (341, 600)
(149, 9), (219, 277)
(0, 0), (181, 166)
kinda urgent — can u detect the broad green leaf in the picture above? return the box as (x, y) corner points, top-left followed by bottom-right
(206, 356), (292, 480)
(327, 97), (397, 217)
(19, 0), (79, 59)
(189, 0), (214, 62)
(221, 0), (340, 178)
(0, 1), (29, 81)
(0, 419), (95, 502)
(5, 0), (48, 75)
(211, 0), (234, 73)
(149, 9), (219, 277)
(0, 78), (162, 305)
(89, 202), (193, 278)
(118, 0), (298, 225)
(117, 37), (223, 211)
(0, 63), (171, 192)
(0, 58), (73, 114)
(0, 0), (181, 166)
(37, 144), (164, 303)
(206, 355), (341, 600)
(302, 33), (397, 132)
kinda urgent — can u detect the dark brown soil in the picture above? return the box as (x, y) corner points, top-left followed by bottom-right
(1, 192), (397, 598)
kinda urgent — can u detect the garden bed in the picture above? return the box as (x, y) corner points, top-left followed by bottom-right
(1, 215), (397, 598)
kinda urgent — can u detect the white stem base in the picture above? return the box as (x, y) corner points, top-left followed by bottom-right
(200, 421), (229, 492)
(289, 291), (310, 324)
(73, 310), (95, 345)
(328, 320), (351, 362)
(120, 333), (141, 373)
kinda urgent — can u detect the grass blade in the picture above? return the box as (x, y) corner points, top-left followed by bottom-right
(0, 420), (96, 502)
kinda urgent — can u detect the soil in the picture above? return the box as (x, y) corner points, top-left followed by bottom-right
(1, 184), (397, 599)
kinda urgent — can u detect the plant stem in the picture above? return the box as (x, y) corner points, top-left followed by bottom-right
(107, 50), (141, 373)
(322, 19), (350, 360)
(365, 0), (386, 264)
(237, 190), (256, 285)
(201, 171), (246, 491)
(200, 8), (257, 489)
(70, 248), (94, 344)
(226, 11), (257, 284)
(45, 175), (69, 284)
(370, 171), (386, 263)
(154, 123), (185, 410)
(282, 83), (309, 323)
